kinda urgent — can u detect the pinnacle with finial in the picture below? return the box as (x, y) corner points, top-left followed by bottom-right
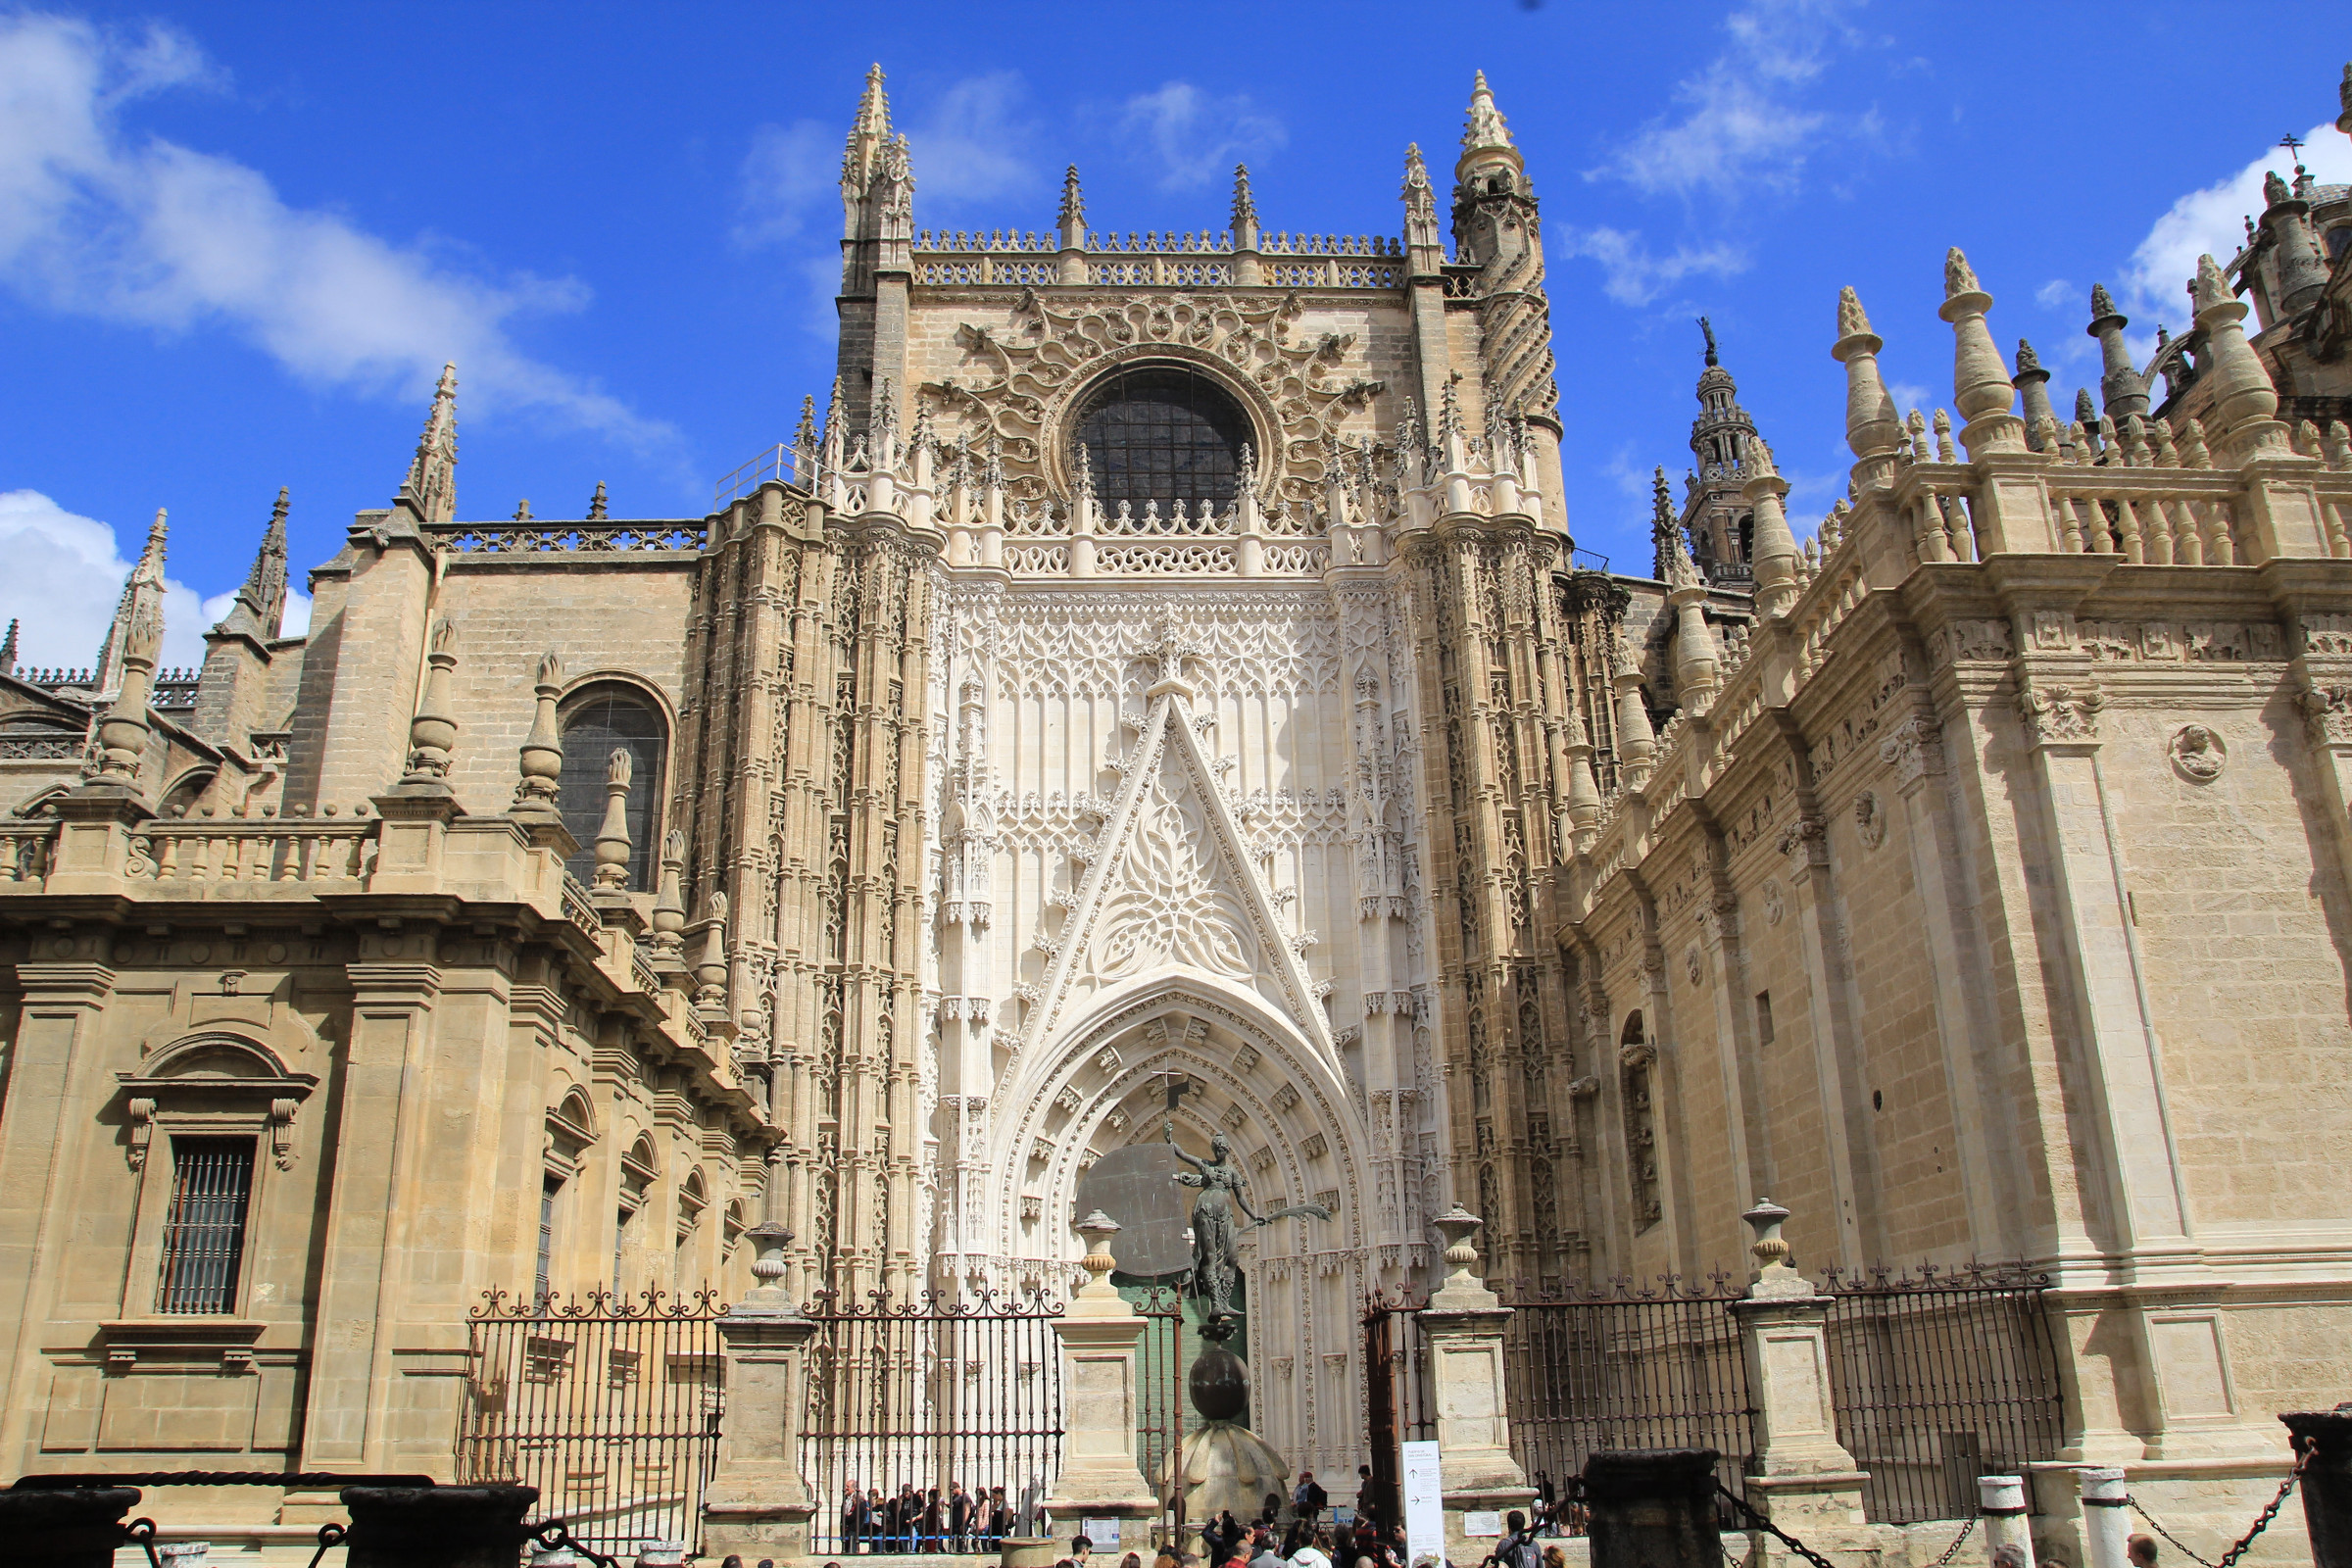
(1059, 165), (1084, 227)
(0, 618), (17, 673)
(2191, 253), (2232, 313)
(1461, 69), (1515, 154)
(1942, 247), (1983, 299)
(1837, 285), (1874, 341)
(2088, 282), (2123, 326)
(2015, 339), (2043, 375)
(2074, 388), (2098, 424)
(1231, 164), (1257, 230)
(588, 481), (608, 519)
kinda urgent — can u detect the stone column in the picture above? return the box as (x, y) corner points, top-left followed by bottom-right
(1729, 1201), (1873, 1543)
(701, 1224), (822, 1561)
(1043, 1213), (1160, 1530)
(2076, 1467), (2130, 1568)
(1979, 1476), (2036, 1568)
(1415, 1208), (1534, 1564)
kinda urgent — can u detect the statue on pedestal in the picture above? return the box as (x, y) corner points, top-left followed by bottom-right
(1163, 1119), (1330, 1336)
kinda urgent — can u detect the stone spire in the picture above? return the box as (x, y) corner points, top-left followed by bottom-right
(2339, 61), (2352, 143)
(1649, 467), (1680, 580)
(220, 487), (290, 641)
(1833, 286), (1902, 488)
(1401, 144), (1443, 275)
(2013, 339), (2057, 448)
(1742, 439), (1801, 620)
(1057, 164), (1085, 250)
(2189, 252), (2287, 462)
(1457, 70), (1521, 182)
(2260, 167), (2331, 317)
(842, 63), (893, 204)
(397, 364), (459, 527)
(2085, 283), (2149, 419)
(0, 618), (16, 675)
(1939, 247), (2023, 458)
(1230, 164), (1258, 237)
(587, 481), (608, 520)
(95, 509), (169, 700)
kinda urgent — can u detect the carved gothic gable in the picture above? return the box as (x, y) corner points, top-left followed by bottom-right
(930, 292), (1384, 509)
(1019, 676), (1329, 1058)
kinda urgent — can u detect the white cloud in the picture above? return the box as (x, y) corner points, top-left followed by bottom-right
(2034, 279), (2074, 311)
(1555, 224), (1747, 307)
(1886, 381), (1931, 418)
(735, 121), (838, 246)
(1117, 82), (1286, 192)
(0, 489), (310, 675)
(0, 14), (672, 450)
(739, 71), (1045, 251)
(1587, 0), (1864, 200)
(2123, 122), (2352, 318)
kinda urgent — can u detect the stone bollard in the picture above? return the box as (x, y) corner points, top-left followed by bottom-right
(1042, 1212), (1159, 1528)
(2283, 1406), (2352, 1568)
(158, 1544), (212, 1568)
(635, 1542), (690, 1567)
(2076, 1468), (2129, 1568)
(1584, 1450), (1723, 1568)
(341, 1484), (538, 1568)
(1000, 1535), (1060, 1568)
(528, 1547), (580, 1568)
(0, 1486), (142, 1568)
(1979, 1477), (2035, 1568)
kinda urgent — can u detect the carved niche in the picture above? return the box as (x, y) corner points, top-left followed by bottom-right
(931, 292), (1385, 508)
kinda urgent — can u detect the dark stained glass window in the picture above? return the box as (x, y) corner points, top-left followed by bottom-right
(559, 688), (666, 891)
(1076, 366), (1250, 513)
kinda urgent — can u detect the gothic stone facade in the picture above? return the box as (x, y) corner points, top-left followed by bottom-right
(4, 63), (2352, 1545)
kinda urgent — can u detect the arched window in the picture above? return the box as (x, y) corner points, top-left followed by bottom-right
(559, 684), (666, 890)
(1075, 365), (1251, 514)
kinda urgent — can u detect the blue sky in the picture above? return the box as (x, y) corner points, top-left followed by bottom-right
(3, 1), (2345, 670)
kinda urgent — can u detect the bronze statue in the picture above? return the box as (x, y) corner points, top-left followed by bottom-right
(1163, 1116), (1332, 1332)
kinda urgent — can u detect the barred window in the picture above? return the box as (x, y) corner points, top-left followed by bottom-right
(1075, 366), (1250, 513)
(156, 1137), (255, 1314)
(558, 686), (666, 890)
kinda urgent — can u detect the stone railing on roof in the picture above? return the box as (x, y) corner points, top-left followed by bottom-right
(911, 227), (1406, 290)
(431, 519), (710, 555)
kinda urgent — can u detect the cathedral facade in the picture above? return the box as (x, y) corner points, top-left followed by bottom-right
(3, 60), (2352, 1540)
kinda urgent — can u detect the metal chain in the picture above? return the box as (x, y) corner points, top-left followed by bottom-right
(2128, 1441), (2310, 1568)
(122, 1517), (161, 1568)
(1927, 1513), (1979, 1568)
(305, 1522), (348, 1568)
(532, 1519), (623, 1568)
(1713, 1480), (1841, 1568)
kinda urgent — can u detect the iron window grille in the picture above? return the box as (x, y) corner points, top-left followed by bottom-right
(156, 1137), (256, 1314)
(1076, 366), (1251, 514)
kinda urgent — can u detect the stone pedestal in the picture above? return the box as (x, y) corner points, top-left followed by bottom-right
(0, 1486), (142, 1567)
(1732, 1202), (1889, 1568)
(340, 1485), (537, 1568)
(701, 1228), (823, 1560)
(1419, 1209), (1535, 1563)
(2282, 1409), (2352, 1568)
(1043, 1214), (1161, 1525)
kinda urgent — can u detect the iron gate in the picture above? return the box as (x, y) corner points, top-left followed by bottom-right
(1361, 1287), (1434, 1535)
(1496, 1276), (1757, 1532)
(1822, 1263), (2064, 1524)
(455, 1289), (726, 1559)
(801, 1286), (1189, 1554)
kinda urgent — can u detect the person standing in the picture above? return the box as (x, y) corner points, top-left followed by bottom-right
(1354, 1467), (1377, 1531)
(950, 1482), (974, 1551)
(842, 1483), (872, 1554)
(1293, 1473), (1328, 1529)
(1291, 1528), (1335, 1568)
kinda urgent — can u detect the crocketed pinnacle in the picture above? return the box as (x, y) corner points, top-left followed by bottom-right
(1230, 164), (1257, 231)
(1649, 466), (1679, 581)
(1461, 70), (1514, 154)
(400, 363), (459, 525)
(226, 486), (291, 639)
(0, 618), (16, 673)
(1058, 165), (1084, 227)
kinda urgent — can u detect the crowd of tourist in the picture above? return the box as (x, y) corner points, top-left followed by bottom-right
(832, 1481), (1039, 1551)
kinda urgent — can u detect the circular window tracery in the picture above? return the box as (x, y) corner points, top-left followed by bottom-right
(1073, 365), (1252, 514)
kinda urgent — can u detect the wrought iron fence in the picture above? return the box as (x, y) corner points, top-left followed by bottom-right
(1496, 1276), (1757, 1534)
(802, 1288), (1067, 1555)
(455, 1289), (726, 1560)
(1361, 1287), (1434, 1535)
(1821, 1262), (2064, 1524)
